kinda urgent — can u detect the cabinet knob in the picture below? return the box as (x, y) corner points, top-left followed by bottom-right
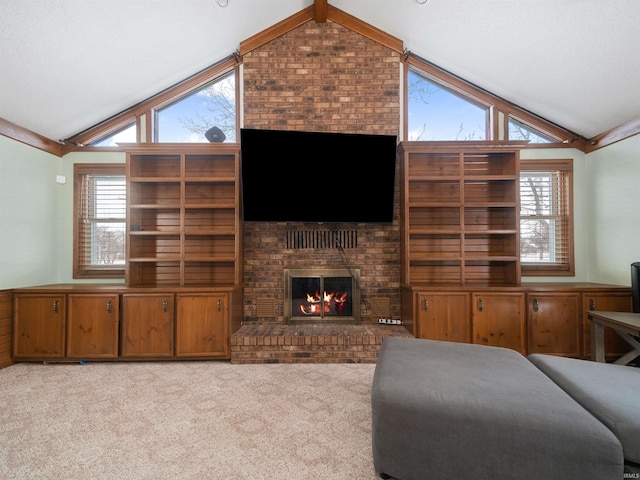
(423, 298), (429, 312)
(478, 298), (484, 312)
(162, 298), (168, 312)
(53, 300), (59, 313)
(106, 300), (112, 313)
(533, 298), (539, 312)
(217, 298), (222, 312)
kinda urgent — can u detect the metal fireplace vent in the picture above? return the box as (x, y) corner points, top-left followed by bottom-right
(286, 229), (358, 249)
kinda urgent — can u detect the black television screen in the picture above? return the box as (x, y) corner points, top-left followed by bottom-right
(240, 128), (397, 223)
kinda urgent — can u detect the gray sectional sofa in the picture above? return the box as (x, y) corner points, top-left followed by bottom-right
(371, 337), (639, 480)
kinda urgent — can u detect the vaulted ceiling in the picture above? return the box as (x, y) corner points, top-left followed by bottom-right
(1, 0), (639, 144)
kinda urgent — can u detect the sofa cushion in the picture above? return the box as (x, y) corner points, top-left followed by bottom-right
(529, 353), (640, 464)
(372, 338), (623, 480)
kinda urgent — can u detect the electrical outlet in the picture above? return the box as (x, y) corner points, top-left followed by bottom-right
(378, 318), (403, 325)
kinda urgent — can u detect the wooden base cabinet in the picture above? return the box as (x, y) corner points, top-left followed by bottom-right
(416, 292), (470, 343)
(13, 294), (66, 359)
(176, 293), (229, 357)
(12, 285), (241, 362)
(527, 293), (581, 357)
(472, 293), (526, 354)
(67, 294), (119, 359)
(121, 293), (175, 358)
(403, 284), (632, 359)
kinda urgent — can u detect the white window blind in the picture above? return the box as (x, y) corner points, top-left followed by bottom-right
(74, 164), (126, 278)
(520, 160), (573, 275)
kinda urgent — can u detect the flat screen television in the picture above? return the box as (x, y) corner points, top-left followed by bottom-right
(240, 128), (397, 223)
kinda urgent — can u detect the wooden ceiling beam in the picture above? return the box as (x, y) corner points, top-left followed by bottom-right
(240, 6), (314, 55)
(0, 117), (62, 157)
(327, 5), (403, 53)
(585, 116), (640, 152)
(315, 0), (328, 23)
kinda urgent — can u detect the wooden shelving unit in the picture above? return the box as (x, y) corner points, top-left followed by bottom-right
(125, 143), (242, 287)
(399, 141), (526, 287)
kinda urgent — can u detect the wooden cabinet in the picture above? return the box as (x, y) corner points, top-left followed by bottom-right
(13, 294), (66, 359)
(472, 292), (526, 354)
(582, 292), (633, 360)
(12, 285), (240, 362)
(121, 293), (174, 357)
(527, 292), (581, 357)
(125, 144), (242, 287)
(399, 141), (524, 286)
(416, 292), (470, 343)
(176, 293), (229, 357)
(67, 294), (119, 358)
(403, 284), (631, 357)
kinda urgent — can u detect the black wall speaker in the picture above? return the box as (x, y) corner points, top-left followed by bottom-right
(205, 126), (226, 143)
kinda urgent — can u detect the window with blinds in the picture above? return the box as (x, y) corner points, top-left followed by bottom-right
(74, 164), (126, 278)
(520, 159), (574, 276)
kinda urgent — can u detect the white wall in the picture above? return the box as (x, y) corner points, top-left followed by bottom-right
(586, 134), (640, 286)
(520, 147), (589, 283)
(0, 136), (61, 289)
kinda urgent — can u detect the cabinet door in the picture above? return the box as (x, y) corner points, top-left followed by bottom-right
(417, 293), (470, 343)
(472, 293), (525, 354)
(582, 293), (633, 360)
(176, 294), (229, 357)
(527, 293), (581, 357)
(121, 294), (174, 357)
(13, 294), (66, 358)
(67, 294), (119, 359)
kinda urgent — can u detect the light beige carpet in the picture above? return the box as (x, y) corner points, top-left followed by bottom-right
(0, 361), (381, 480)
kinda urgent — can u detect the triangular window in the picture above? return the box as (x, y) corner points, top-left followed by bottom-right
(90, 122), (137, 146)
(155, 71), (236, 143)
(508, 117), (556, 143)
(407, 68), (488, 141)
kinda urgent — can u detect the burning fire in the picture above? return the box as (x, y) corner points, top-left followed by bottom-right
(299, 290), (348, 315)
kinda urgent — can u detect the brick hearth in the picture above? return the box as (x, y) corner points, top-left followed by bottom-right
(230, 323), (413, 364)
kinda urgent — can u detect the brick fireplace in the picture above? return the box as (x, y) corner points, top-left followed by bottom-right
(232, 13), (408, 362)
(240, 17), (402, 325)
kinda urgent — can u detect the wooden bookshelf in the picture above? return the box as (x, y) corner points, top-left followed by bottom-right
(399, 141), (526, 287)
(124, 144), (242, 287)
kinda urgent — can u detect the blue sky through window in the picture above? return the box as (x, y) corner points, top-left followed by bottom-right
(156, 72), (236, 143)
(408, 69), (487, 141)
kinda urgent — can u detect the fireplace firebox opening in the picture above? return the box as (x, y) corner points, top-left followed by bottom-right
(284, 268), (361, 324)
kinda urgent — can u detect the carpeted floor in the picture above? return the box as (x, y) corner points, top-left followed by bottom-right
(0, 361), (381, 480)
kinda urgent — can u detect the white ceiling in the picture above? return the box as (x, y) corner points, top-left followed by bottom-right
(1, 0), (640, 142)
